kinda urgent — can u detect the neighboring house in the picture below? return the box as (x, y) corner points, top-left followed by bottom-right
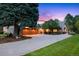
(59, 21), (67, 32)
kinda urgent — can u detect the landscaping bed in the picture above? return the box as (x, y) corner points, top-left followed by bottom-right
(0, 33), (32, 44)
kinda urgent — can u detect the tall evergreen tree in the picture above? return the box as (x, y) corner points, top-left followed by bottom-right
(65, 14), (74, 33)
(0, 3), (39, 37)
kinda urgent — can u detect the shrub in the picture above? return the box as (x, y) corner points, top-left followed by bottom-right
(0, 32), (3, 34)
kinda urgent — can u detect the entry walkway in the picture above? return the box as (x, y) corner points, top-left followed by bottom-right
(0, 34), (71, 56)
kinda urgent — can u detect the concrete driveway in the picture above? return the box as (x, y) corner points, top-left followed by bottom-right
(0, 34), (71, 56)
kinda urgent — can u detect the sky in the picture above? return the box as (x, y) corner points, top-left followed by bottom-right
(38, 3), (79, 22)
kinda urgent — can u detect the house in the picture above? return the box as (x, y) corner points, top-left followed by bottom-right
(59, 21), (67, 33)
(20, 27), (39, 36)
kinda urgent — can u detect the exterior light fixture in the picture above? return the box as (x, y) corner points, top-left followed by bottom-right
(25, 27), (29, 28)
(46, 29), (50, 32)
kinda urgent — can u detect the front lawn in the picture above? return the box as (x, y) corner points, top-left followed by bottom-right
(25, 34), (79, 56)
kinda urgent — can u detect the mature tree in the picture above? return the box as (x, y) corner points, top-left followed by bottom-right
(75, 20), (79, 33)
(73, 15), (79, 32)
(65, 14), (74, 33)
(42, 19), (60, 30)
(0, 3), (39, 37)
(73, 15), (79, 23)
(54, 19), (59, 24)
(74, 15), (79, 33)
(42, 21), (49, 29)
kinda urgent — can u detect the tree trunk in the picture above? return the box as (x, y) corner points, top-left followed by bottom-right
(13, 20), (20, 38)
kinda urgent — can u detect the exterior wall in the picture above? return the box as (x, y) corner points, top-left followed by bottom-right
(3, 26), (14, 34)
(38, 28), (44, 34)
(8, 26), (14, 34)
(21, 28), (39, 36)
(3, 26), (8, 33)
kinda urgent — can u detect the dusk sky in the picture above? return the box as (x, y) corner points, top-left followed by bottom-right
(38, 3), (79, 22)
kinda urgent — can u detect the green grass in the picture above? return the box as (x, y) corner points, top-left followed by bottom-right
(25, 34), (79, 56)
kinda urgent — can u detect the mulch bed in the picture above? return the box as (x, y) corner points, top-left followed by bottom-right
(0, 36), (32, 44)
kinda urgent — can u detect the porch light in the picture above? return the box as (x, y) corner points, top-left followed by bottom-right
(25, 27), (29, 28)
(46, 29), (50, 32)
